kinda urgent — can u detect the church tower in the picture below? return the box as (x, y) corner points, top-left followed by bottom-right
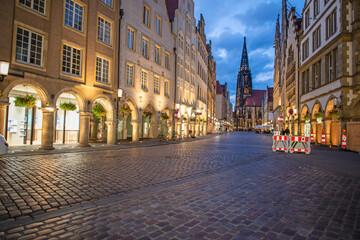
(235, 37), (252, 115)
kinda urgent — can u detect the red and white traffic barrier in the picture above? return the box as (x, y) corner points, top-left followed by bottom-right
(272, 135), (289, 153)
(289, 136), (311, 155)
(321, 129), (325, 145)
(342, 130), (347, 149)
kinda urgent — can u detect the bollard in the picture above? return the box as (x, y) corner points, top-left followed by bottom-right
(311, 131), (314, 143)
(321, 129), (325, 145)
(342, 129), (347, 149)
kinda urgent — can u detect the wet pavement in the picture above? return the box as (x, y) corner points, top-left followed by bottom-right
(0, 132), (360, 239)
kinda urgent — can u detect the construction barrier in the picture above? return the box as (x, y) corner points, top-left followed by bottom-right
(311, 132), (314, 143)
(289, 136), (311, 155)
(274, 131), (280, 136)
(321, 129), (325, 145)
(342, 130), (347, 149)
(272, 135), (289, 153)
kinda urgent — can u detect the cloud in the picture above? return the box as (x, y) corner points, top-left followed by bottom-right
(254, 71), (274, 83)
(215, 48), (228, 61)
(249, 47), (274, 59)
(264, 62), (274, 69)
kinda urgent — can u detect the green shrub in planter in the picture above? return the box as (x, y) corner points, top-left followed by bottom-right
(92, 104), (106, 119)
(160, 113), (169, 120)
(329, 109), (339, 120)
(142, 111), (151, 119)
(60, 102), (76, 111)
(314, 113), (322, 119)
(120, 106), (131, 115)
(14, 95), (36, 108)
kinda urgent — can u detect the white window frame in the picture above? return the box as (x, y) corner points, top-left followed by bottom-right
(19, 0), (46, 15)
(164, 80), (170, 97)
(154, 75), (160, 94)
(98, 16), (112, 45)
(155, 45), (161, 65)
(142, 37), (149, 59)
(96, 56), (110, 84)
(62, 44), (82, 76)
(64, 0), (84, 32)
(100, 0), (112, 8)
(15, 27), (44, 67)
(141, 69), (148, 91)
(126, 63), (135, 87)
(165, 52), (170, 70)
(127, 27), (135, 51)
(143, 5), (150, 27)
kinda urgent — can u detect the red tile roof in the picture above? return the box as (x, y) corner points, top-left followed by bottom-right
(165, 0), (179, 21)
(216, 81), (223, 94)
(244, 90), (266, 107)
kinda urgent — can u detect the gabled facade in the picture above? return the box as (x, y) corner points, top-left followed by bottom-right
(262, 86), (274, 126)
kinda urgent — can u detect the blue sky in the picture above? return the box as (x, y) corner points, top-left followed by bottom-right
(194, 0), (304, 106)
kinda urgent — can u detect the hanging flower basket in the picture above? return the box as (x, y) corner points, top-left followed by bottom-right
(203, 120), (207, 123)
(294, 118), (299, 123)
(120, 106), (132, 115)
(200, 119), (203, 123)
(182, 117), (188, 121)
(60, 102), (76, 111)
(285, 120), (289, 124)
(329, 109), (339, 120)
(190, 117), (196, 122)
(142, 111), (151, 119)
(314, 113), (322, 119)
(304, 113), (310, 121)
(92, 104), (106, 119)
(160, 113), (169, 120)
(14, 95), (36, 108)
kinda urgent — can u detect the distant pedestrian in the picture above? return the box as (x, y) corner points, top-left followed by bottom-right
(281, 128), (285, 135)
(285, 127), (290, 135)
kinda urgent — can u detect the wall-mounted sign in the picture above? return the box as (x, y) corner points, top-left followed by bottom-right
(289, 109), (294, 116)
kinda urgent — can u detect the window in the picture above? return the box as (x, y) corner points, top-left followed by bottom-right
(305, 10), (310, 29)
(143, 5), (150, 27)
(302, 69), (309, 94)
(142, 37), (149, 59)
(127, 27), (135, 51)
(313, 26), (321, 51)
(15, 27), (43, 67)
(302, 39), (309, 60)
(326, 10), (337, 39)
(178, 35), (184, 50)
(141, 69), (148, 91)
(165, 52), (170, 70)
(100, 0), (112, 7)
(155, 16), (162, 35)
(65, 0), (83, 32)
(313, 60), (321, 89)
(19, 0), (46, 14)
(62, 44), (81, 76)
(155, 45), (161, 65)
(326, 48), (338, 83)
(154, 75), (160, 94)
(314, 0), (320, 17)
(96, 57), (110, 83)
(98, 17), (111, 45)
(126, 63), (134, 86)
(164, 80), (170, 97)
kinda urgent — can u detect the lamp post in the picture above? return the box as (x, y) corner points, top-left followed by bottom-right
(0, 61), (10, 81)
(115, 88), (123, 143)
(172, 47), (177, 140)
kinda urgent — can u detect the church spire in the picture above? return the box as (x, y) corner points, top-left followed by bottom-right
(240, 36), (249, 71)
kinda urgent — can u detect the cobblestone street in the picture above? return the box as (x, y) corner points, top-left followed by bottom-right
(1, 132), (360, 239)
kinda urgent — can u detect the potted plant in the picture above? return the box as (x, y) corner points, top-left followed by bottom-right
(120, 106), (132, 115)
(329, 109), (339, 120)
(14, 95), (36, 108)
(92, 104), (106, 119)
(60, 102), (76, 111)
(160, 113), (169, 120)
(142, 111), (151, 119)
(314, 113), (322, 119)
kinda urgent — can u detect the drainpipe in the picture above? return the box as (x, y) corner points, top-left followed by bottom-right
(172, 47), (177, 140)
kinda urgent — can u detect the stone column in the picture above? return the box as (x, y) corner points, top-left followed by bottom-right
(176, 122), (181, 138)
(130, 121), (139, 142)
(78, 112), (91, 147)
(311, 121), (317, 142)
(122, 115), (128, 140)
(90, 117), (98, 139)
(106, 121), (117, 145)
(195, 124), (200, 136)
(149, 122), (158, 138)
(167, 122), (172, 139)
(40, 109), (55, 150)
(190, 122), (195, 137)
(294, 123), (298, 136)
(324, 119), (332, 146)
(184, 123), (189, 138)
(203, 123), (207, 135)
(0, 103), (9, 136)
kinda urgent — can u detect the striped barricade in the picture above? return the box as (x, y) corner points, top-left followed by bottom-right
(289, 136), (311, 155)
(272, 135), (289, 153)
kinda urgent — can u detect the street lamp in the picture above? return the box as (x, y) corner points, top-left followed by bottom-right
(0, 61), (10, 81)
